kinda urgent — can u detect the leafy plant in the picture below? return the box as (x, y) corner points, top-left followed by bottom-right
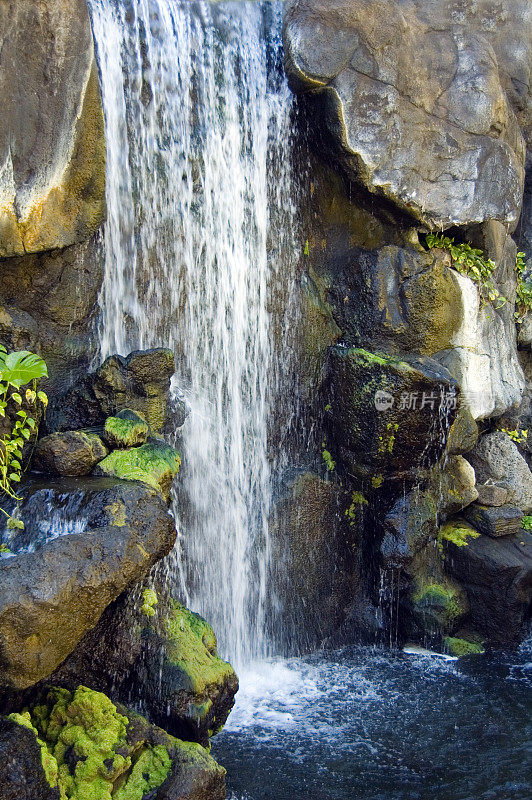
(522, 516), (532, 531)
(0, 346), (48, 531)
(425, 233), (506, 309)
(498, 427), (528, 445)
(515, 251), (532, 323)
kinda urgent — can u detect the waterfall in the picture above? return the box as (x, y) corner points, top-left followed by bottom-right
(88, 0), (299, 665)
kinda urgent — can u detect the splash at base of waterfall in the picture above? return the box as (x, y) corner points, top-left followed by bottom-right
(213, 641), (532, 800)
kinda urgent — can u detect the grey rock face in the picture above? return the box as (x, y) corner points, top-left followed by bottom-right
(475, 484), (509, 507)
(48, 348), (177, 434)
(0, 478), (175, 690)
(327, 347), (457, 481)
(381, 488), (437, 569)
(284, 0), (528, 229)
(466, 432), (532, 512)
(0, 0), (106, 256)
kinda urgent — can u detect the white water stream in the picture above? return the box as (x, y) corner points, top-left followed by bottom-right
(88, 0), (299, 665)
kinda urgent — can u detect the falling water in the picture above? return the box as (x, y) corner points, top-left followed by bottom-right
(88, 0), (299, 664)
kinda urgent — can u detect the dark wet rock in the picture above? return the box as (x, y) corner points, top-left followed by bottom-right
(463, 504), (523, 538)
(0, 478), (175, 690)
(0, 0), (105, 257)
(380, 487), (437, 569)
(475, 484), (510, 507)
(284, 0), (527, 230)
(0, 717), (59, 800)
(466, 432), (532, 512)
(49, 592), (238, 749)
(444, 530), (532, 645)
(269, 472), (359, 649)
(48, 348), (176, 434)
(326, 347), (457, 481)
(33, 431), (108, 477)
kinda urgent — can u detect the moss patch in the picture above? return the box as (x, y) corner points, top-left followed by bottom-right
(104, 413), (149, 448)
(95, 441), (181, 499)
(9, 686), (172, 800)
(444, 637), (485, 657)
(164, 601), (235, 699)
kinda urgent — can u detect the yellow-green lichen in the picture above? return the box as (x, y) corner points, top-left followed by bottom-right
(438, 521), (480, 553)
(9, 686), (172, 800)
(322, 441), (336, 472)
(141, 588), (158, 618)
(444, 637), (485, 657)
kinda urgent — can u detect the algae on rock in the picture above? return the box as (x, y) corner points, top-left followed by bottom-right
(94, 440), (181, 500)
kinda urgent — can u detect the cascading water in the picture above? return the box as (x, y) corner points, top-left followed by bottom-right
(88, 0), (299, 665)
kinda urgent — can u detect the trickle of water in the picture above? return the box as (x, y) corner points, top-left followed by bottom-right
(87, 0), (299, 665)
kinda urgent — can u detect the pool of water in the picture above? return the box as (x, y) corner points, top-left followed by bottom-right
(212, 640), (532, 800)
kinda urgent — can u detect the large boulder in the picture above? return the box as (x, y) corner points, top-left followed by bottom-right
(284, 0), (528, 229)
(0, 0), (105, 257)
(380, 487), (437, 569)
(48, 592), (239, 750)
(5, 686), (225, 800)
(466, 432), (532, 512)
(326, 347), (457, 481)
(48, 349), (178, 434)
(33, 431), (108, 477)
(0, 478), (176, 690)
(444, 529), (532, 645)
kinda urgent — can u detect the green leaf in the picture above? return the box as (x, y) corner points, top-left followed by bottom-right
(1, 351), (48, 388)
(6, 517), (24, 530)
(37, 391), (48, 407)
(8, 473), (20, 482)
(20, 428), (30, 440)
(11, 393), (22, 405)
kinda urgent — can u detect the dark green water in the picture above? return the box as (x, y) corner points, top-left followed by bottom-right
(213, 640), (532, 800)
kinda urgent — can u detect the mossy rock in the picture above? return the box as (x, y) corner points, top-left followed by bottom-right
(411, 579), (468, 636)
(103, 409), (149, 448)
(141, 600), (239, 747)
(444, 636), (485, 657)
(327, 346), (457, 479)
(438, 521), (481, 549)
(7, 685), (226, 800)
(94, 440), (181, 500)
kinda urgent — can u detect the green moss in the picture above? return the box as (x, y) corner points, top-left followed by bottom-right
(522, 516), (532, 531)
(104, 413), (149, 448)
(9, 686), (172, 800)
(164, 601), (235, 698)
(349, 348), (390, 366)
(8, 711), (59, 790)
(371, 474), (383, 489)
(444, 637), (485, 657)
(114, 746), (171, 800)
(96, 441), (181, 498)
